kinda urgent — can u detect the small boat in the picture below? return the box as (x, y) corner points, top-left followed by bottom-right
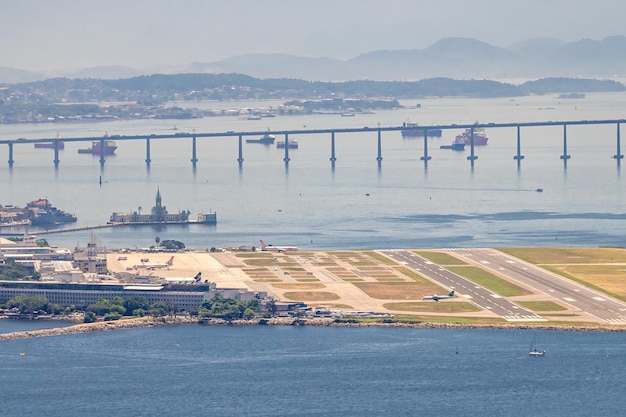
(78, 140), (118, 155)
(536, 188), (544, 192)
(246, 132), (276, 144)
(277, 139), (298, 149)
(529, 348), (546, 357)
(529, 337), (546, 357)
(440, 135), (466, 151)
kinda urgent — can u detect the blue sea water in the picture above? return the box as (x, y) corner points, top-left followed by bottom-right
(1, 324), (625, 417)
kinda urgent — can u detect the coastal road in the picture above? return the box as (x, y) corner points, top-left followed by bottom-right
(448, 248), (626, 325)
(382, 250), (544, 322)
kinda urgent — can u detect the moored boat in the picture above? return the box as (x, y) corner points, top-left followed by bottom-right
(401, 122), (443, 138)
(26, 198), (77, 226)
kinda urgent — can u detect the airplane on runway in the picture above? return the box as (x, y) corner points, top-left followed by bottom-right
(260, 240), (298, 253)
(422, 290), (455, 302)
(134, 256), (174, 270)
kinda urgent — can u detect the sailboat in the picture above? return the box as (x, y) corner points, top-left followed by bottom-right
(529, 336), (546, 357)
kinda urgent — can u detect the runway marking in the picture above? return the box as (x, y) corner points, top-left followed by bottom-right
(506, 260), (516, 264)
(490, 294), (502, 298)
(563, 297), (576, 302)
(592, 297), (606, 301)
(480, 261), (490, 264)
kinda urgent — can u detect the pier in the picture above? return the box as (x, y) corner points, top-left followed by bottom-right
(2, 119), (625, 168)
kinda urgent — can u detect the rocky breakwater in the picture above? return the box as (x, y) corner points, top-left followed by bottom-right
(0, 316), (197, 341)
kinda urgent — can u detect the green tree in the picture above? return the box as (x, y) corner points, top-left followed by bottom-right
(7, 295), (48, 314)
(149, 301), (168, 317)
(104, 312), (122, 321)
(83, 311), (97, 323)
(161, 239), (185, 251)
(124, 296), (149, 315)
(0, 260), (39, 281)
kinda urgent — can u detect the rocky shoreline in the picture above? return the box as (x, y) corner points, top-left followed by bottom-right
(1, 316), (624, 341)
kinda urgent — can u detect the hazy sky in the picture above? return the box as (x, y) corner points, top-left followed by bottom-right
(2, 0), (625, 72)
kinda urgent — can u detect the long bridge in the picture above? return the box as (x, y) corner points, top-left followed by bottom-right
(2, 119), (625, 168)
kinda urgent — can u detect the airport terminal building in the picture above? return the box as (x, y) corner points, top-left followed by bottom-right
(0, 280), (263, 311)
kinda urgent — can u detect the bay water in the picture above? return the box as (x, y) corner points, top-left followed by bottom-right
(1, 324), (624, 417)
(1, 93), (626, 415)
(0, 93), (625, 250)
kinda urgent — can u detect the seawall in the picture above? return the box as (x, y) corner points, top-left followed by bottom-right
(1, 316), (624, 341)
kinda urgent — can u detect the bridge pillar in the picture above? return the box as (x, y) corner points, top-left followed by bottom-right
(330, 131), (337, 163)
(191, 135), (198, 167)
(420, 129), (431, 162)
(283, 133), (290, 162)
(145, 138), (151, 165)
(466, 127), (478, 166)
(8, 143), (14, 167)
(560, 124), (571, 162)
(513, 125), (525, 164)
(99, 138), (106, 167)
(237, 135), (244, 163)
(613, 122), (623, 164)
(376, 129), (383, 162)
(53, 140), (60, 167)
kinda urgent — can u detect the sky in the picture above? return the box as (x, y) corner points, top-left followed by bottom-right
(2, 0), (626, 72)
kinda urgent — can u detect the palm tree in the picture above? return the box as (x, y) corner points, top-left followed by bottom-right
(155, 236), (160, 248)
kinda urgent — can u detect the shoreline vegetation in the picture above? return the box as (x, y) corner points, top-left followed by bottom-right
(1, 315), (624, 341)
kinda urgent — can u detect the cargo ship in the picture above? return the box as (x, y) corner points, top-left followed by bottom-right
(34, 141), (65, 149)
(34, 133), (65, 150)
(458, 127), (489, 145)
(400, 122), (442, 138)
(78, 140), (118, 155)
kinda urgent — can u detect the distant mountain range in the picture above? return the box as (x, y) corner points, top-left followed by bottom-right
(2, 36), (626, 83)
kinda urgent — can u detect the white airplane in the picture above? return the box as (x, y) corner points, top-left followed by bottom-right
(422, 290), (455, 302)
(134, 256), (174, 270)
(259, 240), (298, 253)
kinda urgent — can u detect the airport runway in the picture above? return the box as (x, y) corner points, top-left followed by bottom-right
(448, 248), (626, 325)
(382, 250), (544, 322)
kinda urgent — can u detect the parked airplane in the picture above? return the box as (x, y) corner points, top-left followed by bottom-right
(134, 256), (174, 270)
(422, 290), (455, 302)
(260, 240), (298, 253)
